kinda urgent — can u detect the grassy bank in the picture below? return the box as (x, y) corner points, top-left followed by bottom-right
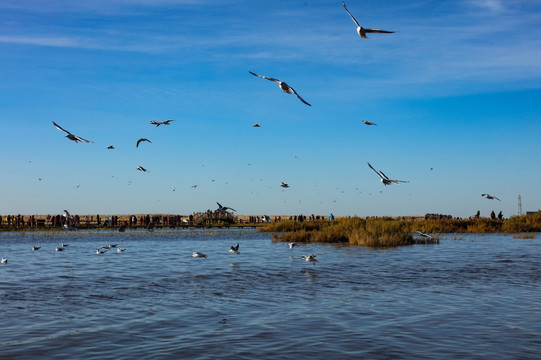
(259, 211), (541, 247)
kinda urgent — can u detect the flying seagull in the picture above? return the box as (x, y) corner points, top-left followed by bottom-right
(107, 145), (115, 149)
(136, 138), (151, 148)
(137, 166), (148, 172)
(52, 121), (93, 143)
(217, 202), (236, 213)
(229, 243), (240, 254)
(281, 182), (290, 188)
(289, 242), (297, 249)
(367, 162), (409, 185)
(253, 123), (261, 127)
(416, 231), (433, 239)
(249, 71), (311, 106)
(482, 193), (501, 201)
(362, 120), (377, 126)
(342, 1), (395, 39)
(150, 120), (174, 127)
(302, 254), (318, 263)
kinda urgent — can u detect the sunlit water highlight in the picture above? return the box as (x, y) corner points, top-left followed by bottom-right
(1, 230), (540, 359)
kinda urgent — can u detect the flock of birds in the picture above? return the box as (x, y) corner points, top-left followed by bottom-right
(191, 241), (318, 264)
(45, 1), (502, 221)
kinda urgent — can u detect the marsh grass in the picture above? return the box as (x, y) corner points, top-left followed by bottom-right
(512, 233), (537, 239)
(268, 218), (415, 247)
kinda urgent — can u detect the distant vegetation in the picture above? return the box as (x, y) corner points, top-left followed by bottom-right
(259, 211), (541, 247)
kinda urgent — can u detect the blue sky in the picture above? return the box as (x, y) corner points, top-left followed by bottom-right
(1, 0), (540, 218)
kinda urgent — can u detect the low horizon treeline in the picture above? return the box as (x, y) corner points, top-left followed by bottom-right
(259, 211), (541, 247)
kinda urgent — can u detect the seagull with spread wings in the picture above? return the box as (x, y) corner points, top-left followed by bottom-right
(343, 1), (394, 39)
(367, 162), (409, 186)
(249, 71), (311, 106)
(137, 166), (149, 172)
(482, 193), (501, 201)
(362, 120), (377, 126)
(52, 121), (93, 143)
(150, 120), (174, 127)
(136, 138), (151, 148)
(217, 202), (236, 213)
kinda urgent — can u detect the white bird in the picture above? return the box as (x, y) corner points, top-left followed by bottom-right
(137, 166), (149, 172)
(302, 254), (318, 262)
(416, 231), (433, 239)
(32, 246), (41, 251)
(55, 247), (64, 252)
(217, 202), (236, 213)
(289, 242), (297, 249)
(367, 162), (409, 186)
(249, 71), (311, 106)
(150, 120), (174, 127)
(482, 193), (501, 201)
(62, 210), (72, 220)
(192, 252), (207, 258)
(1, 258), (7, 264)
(362, 120), (377, 126)
(136, 138), (151, 148)
(229, 243), (240, 254)
(96, 248), (107, 255)
(52, 121), (93, 143)
(342, 1), (395, 39)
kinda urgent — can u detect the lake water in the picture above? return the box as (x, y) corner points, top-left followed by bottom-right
(1, 229), (540, 359)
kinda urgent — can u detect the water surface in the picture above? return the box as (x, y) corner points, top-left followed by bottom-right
(1, 230), (540, 359)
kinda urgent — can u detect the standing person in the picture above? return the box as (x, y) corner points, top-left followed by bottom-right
(97, 214), (101, 227)
(490, 210), (496, 220)
(498, 211), (503, 220)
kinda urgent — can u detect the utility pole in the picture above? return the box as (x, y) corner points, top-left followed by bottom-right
(518, 194), (522, 216)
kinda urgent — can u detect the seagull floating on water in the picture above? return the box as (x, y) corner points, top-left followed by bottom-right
(1, 258), (7, 264)
(117, 248), (126, 253)
(150, 120), (174, 127)
(136, 138), (151, 148)
(368, 162), (409, 186)
(32, 246), (40, 251)
(302, 254), (318, 263)
(362, 120), (377, 126)
(96, 248), (107, 255)
(342, 1), (395, 39)
(55, 247), (64, 252)
(482, 193), (500, 201)
(229, 243), (240, 254)
(192, 252), (207, 258)
(249, 71), (311, 106)
(52, 121), (93, 143)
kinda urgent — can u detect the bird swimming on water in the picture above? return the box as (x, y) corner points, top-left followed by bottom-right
(342, 1), (395, 39)
(192, 252), (207, 258)
(32, 246), (40, 251)
(1, 258), (7, 264)
(229, 243), (240, 254)
(249, 71), (311, 106)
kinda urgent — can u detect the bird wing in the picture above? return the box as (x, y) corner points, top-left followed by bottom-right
(288, 86), (311, 106)
(249, 71), (280, 83)
(73, 134), (93, 143)
(150, 120), (159, 125)
(217, 202), (223, 209)
(52, 121), (72, 136)
(164, 120), (174, 124)
(379, 170), (392, 180)
(364, 29), (395, 34)
(367, 162), (385, 180)
(343, 1), (361, 28)
(494, 196), (501, 201)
